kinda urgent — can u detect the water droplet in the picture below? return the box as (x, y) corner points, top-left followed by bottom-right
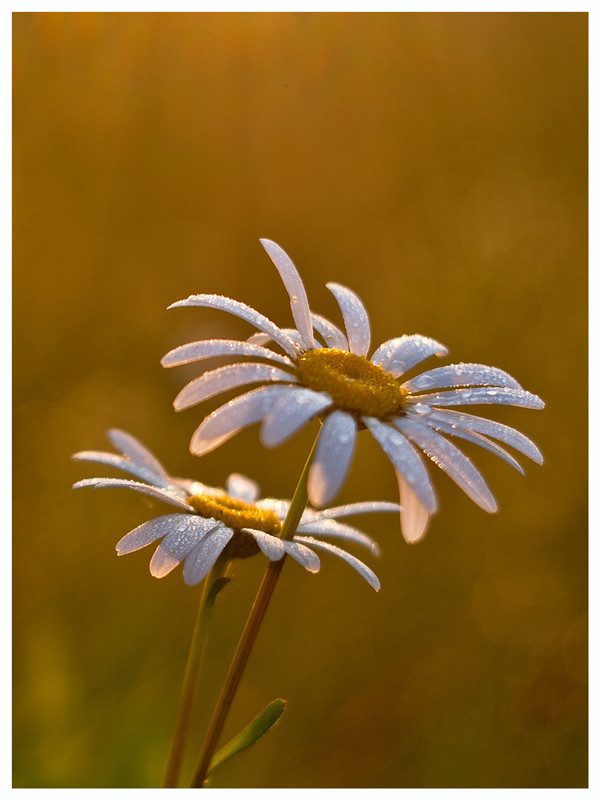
(487, 390), (498, 396)
(416, 375), (435, 388)
(414, 403), (431, 416)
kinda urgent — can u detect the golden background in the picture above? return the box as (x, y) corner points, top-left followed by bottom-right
(13, 12), (587, 788)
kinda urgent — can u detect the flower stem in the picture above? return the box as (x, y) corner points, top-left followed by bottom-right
(163, 554), (231, 788)
(189, 438), (317, 788)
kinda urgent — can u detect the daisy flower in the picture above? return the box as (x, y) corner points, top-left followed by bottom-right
(72, 429), (398, 590)
(162, 239), (544, 543)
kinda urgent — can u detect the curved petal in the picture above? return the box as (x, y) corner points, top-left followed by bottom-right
(370, 335), (448, 378)
(364, 417), (437, 514)
(402, 363), (523, 393)
(255, 498), (291, 519)
(244, 529), (286, 560)
(326, 283), (371, 356)
(190, 384), (297, 456)
(226, 473), (260, 503)
(150, 518), (221, 578)
(303, 501), (401, 522)
(71, 451), (170, 487)
(246, 329), (306, 349)
(425, 407), (543, 464)
(296, 518), (380, 555)
(308, 411), (357, 507)
(310, 312), (349, 350)
(174, 362), (297, 412)
(182, 527), (234, 586)
(417, 412), (525, 474)
(296, 537), (380, 591)
(406, 386), (545, 410)
(393, 416), (498, 513)
(168, 294), (301, 358)
(105, 429), (172, 487)
(259, 239), (315, 349)
(73, 478), (192, 511)
(396, 473), (431, 544)
(260, 387), (333, 447)
(281, 540), (320, 573)
(161, 339), (293, 368)
(116, 514), (192, 555)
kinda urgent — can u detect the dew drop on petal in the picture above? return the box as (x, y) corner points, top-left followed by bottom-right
(413, 403), (431, 416)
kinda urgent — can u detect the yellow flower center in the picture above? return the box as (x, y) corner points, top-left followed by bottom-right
(296, 348), (406, 418)
(187, 493), (282, 536)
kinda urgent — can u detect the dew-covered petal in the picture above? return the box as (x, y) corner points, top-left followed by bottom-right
(425, 408), (544, 464)
(396, 473), (431, 544)
(281, 540), (320, 573)
(174, 362), (297, 412)
(182, 526), (234, 586)
(310, 312), (349, 350)
(256, 498), (291, 519)
(150, 518), (221, 578)
(402, 363), (523, 393)
(296, 518), (380, 555)
(393, 416), (498, 513)
(326, 283), (371, 356)
(260, 387), (333, 447)
(295, 537), (380, 591)
(406, 386), (545, 410)
(370, 335), (449, 378)
(100, 429), (172, 488)
(416, 412), (525, 474)
(71, 451), (168, 487)
(116, 514), (191, 555)
(73, 477), (193, 511)
(161, 339), (293, 368)
(259, 239), (315, 350)
(246, 329), (306, 349)
(190, 384), (297, 456)
(364, 417), (437, 514)
(304, 501), (401, 522)
(244, 529), (286, 560)
(226, 473), (260, 503)
(308, 411), (357, 507)
(168, 294), (301, 358)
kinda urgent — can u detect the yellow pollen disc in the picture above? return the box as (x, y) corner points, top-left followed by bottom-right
(187, 493), (282, 536)
(296, 348), (406, 418)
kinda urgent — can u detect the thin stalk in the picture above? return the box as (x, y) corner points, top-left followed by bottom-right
(190, 438), (317, 788)
(163, 554), (231, 788)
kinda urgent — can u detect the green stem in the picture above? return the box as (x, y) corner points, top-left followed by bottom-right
(189, 438), (317, 788)
(163, 554), (231, 788)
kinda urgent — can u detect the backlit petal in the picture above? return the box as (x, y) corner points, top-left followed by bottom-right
(182, 527), (234, 586)
(296, 537), (380, 591)
(116, 514), (192, 555)
(161, 339), (292, 368)
(310, 312), (349, 350)
(326, 282), (371, 356)
(396, 473), (431, 544)
(73, 477), (192, 511)
(260, 387), (332, 447)
(308, 411), (357, 507)
(296, 518), (380, 554)
(226, 473), (260, 503)
(281, 540), (320, 573)
(402, 363), (522, 393)
(370, 335), (448, 378)
(244, 529), (286, 560)
(150, 518), (220, 578)
(407, 386), (545, 409)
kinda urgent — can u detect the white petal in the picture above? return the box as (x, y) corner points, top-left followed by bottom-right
(116, 514), (191, 555)
(244, 529), (286, 560)
(72, 451), (167, 486)
(296, 537), (380, 591)
(402, 363), (522, 393)
(417, 412), (525, 474)
(182, 527), (234, 586)
(407, 386), (545, 409)
(326, 283), (371, 356)
(364, 417), (437, 513)
(226, 473), (260, 503)
(255, 498), (291, 519)
(260, 387), (333, 447)
(396, 474), (431, 544)
(425, 408), (544, 464)
(296, 518), (380, 555)
(161, 338), (293, 368)
(308, 411), (357, 507)
(310, 312), (349, 350)
(370, 335), (448, 378)
(150, 518), (220, 578)
(246, 329), (305, 349)
(281, 540), (320, 573)
(107, 429), (172, 487)
(73, 478), (192, 511)
(174, 362), (297, 411)
(168, 294), (301, 358)
(303, 501), (401, 522)
(259, 239), (315, 350)
(393, 416), (498, 513)
(190, 385), (296, 456)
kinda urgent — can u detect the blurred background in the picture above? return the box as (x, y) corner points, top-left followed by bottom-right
(13, 12), (587, 788)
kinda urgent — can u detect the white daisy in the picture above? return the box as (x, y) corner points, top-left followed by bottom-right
(72, 429), (398, 590)
(162, 239), (544, 543)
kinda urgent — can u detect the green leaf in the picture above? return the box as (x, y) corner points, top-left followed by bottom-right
(207, 698), (287, 776)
